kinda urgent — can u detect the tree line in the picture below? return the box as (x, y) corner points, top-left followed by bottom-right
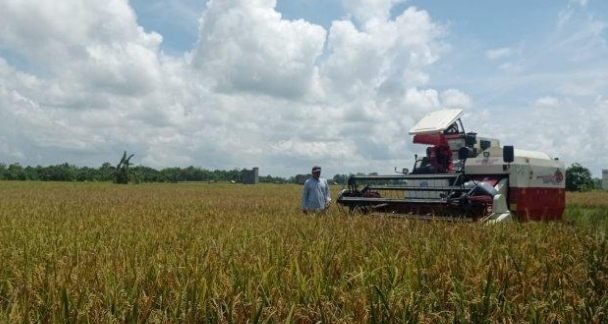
(565, 163), (602, 192)
(0, 161), (603, 191)
(0, 163), (290, 184)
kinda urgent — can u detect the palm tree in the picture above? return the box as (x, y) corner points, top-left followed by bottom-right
(115, 151), (134, 184)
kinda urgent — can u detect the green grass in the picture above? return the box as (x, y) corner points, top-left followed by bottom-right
(0, 182), (606, 323)
(565, 192), (608, 229)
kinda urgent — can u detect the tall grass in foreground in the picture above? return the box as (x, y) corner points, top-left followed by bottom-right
(0, 182), (605, 323)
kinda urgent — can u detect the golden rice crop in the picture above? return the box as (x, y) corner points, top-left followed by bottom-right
(567, 191), (608, 207)
(0, 182), (606, 323)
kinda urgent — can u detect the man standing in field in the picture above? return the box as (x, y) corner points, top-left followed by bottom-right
(301, 166), (331, 214)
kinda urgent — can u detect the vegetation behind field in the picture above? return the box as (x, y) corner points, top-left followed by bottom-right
(0, 163), (289, 184)
(0, 182), (606, 323)
(1, 161), (604, 191)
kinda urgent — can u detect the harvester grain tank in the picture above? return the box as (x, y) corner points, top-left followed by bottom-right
(337, 109), (566, 222)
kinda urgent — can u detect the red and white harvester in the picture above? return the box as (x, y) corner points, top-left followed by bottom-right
(337, 109), (566, 223)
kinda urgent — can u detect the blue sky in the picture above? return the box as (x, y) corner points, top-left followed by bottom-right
(0, 0), (607, 176)
(131, 1), (608, 56)
(129, 1), (607, 51)
(129, 0), (608, 109)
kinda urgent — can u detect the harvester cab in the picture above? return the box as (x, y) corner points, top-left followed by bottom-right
(337, 109), (566, 223)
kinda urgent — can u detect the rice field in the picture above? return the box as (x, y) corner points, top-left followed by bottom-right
(0, 182), (606, 323)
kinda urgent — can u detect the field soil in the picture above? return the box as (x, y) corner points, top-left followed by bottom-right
(0, 182), (606, 323)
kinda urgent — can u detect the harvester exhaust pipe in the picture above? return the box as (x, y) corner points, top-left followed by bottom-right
(503, 146), (515, 163)
(503, 145), (514, 171)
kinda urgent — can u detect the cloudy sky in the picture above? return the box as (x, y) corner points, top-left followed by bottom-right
(0, 0), (607, 177)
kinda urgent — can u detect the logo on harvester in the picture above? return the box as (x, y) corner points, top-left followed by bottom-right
(536, 170), (564, 185)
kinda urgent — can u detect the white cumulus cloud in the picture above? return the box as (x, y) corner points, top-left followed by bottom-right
(192, 0), (327, 98)
(485, 47), (513, 60)
(0, 0), (488, 176)
(341, 0), (407, 23)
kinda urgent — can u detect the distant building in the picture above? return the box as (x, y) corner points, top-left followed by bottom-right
(603, 170), (608, 191)
(295, 174), (311, 185)
(242, 167), (259, 185)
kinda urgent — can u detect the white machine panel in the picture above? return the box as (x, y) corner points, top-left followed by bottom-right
(406, 178), (450, 199)
(464, 147), (565, 189)
(409, 109), (464, 135)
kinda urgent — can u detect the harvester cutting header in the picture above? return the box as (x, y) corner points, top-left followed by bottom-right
(337, 109), (565, 223)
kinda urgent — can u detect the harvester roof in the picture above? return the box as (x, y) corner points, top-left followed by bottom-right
(409, 109), (463, 135)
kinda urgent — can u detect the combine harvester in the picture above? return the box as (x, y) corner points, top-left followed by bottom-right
(337, 109), (565, 223)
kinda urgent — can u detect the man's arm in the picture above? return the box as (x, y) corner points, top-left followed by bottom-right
(301, 181), (309, 212)
(324, 180), (331, 208)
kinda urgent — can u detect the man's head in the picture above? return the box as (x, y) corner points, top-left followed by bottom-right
(312, 166), (321, 179)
